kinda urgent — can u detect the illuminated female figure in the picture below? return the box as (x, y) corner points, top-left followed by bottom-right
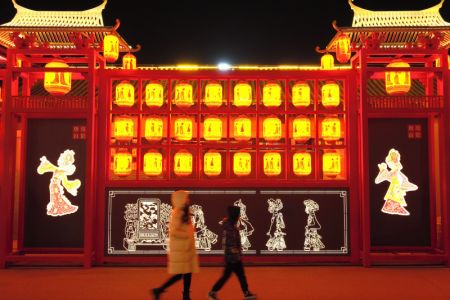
(375, 148), (418, 216)
(266, 198), (286, 251)
(303, 199), (325, 251)
(191, 204), (218, 251)
(234, 199), (254, 251)
(37, 150), (81, 217)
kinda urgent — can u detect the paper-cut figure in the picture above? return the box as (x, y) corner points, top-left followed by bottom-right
(191, 204), (218, 251)
(303, 199), (325, 251)
(375, 148), (418, 216)
(266, 198), (286, 251)
(234, 199), (254, 251)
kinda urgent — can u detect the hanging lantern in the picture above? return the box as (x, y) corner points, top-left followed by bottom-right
(44, 61), (71, 96)
(174, 150), (193, 176)
(293, 152), (312, 176)
(103, 34), (119, 63)
(174, 117), (193, 141)
(263, 117), (282, 141)
(204, 151), (222, 176)
(115, 81), (135, 107)
(113, 152), (133, 176)
(292, 82), (310, 107)
(203, 117), (222, 141)
(321, 82), (340, 108)
(323, 152), (341, 177)
(174, 82), (194, 107)
(233, 152), (251, 176)
(144, 117), (164, 141)
(263, 82), (282, 107)
(113, 116), (134, 141)
(204, 82), (223, 107)
(122, 53), (137, 70)
(234, 82), (252, 107)
(293, 117), (311, 142)
(321, 53), (334, 70)
(385, 61), (411, 95)
(263, 152), (282, 176)
(145, 82), (164, 107)
(321, 117), (341, 141)
(143, 151), (163, 176)
(335, 33), (351, 63)
(233, 117), (252, 141)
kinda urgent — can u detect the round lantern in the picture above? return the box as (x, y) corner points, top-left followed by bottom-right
(44, 61), (71, 96)
(174, 82), (194, 107)
(113, 152), (132, 176)
(263, 117), (282, 141)
(103, 34), (119, 63)
(335, 33), (351, 63)
(204, 151), (222, 176)
(263, 82), (282, 107)
(323, 152), (341, 177)
(292, 82), (310, 107)
(321, 53), (334, 70)
(234, 82), (252, 107)
(174, 117), (193, 141)
(203, 117), (222, 141)
(174, 150), (193, 176)
(321, 117), (341, 141)
(145, 82), (164, 107)
(144, 117), (164, 141)
(115, 81), (135, 107)
(293, 117), (311, 142)
(113, 116), (134, 141)
(233, 117), (252, 141)
(385, 61), (411, 95)
(321, 82), (340, 108)
(204, 82), (223, 107)
(122, 53), (137, 70)
(263, 152), (281, 176)
(143, 151), (163, 176)
(293, 152), (312, 176)
(233, 152), (251, 176)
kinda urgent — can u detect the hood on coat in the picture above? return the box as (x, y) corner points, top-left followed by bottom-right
(171, 190), (189, 209)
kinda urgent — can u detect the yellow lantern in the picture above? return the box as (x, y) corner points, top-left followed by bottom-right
(115, 81), (135, 107)
(204, 151), (222, 176)
(234, 82), (252, 107)
(204, 82), (223, 107)
(144, 117), (164, 141)
(103, 34), (119, 63)
(336, 33), (351, 63)
(263, 82), (282, 107)
(174, 117), (193, 141)
(321, 117), (341, 141)
(233, 117), (252, 141)
(145, 82), (164, 107)
(174, 82), (194, 107)
(321, 53), (334, 70)
(113, 116), (134, 141)
(44, 61), (71, 96)
(323, 152), (341, 177)
(203, 117), (222, 141)
(385, 61), (411, 95)
(122, 53), (137, 70)
(263, 117), (282, 141)
(293, 152), (312, 176)
(263, 152), (282, 176)
(233, 152), (251, 176)
(143, 151), (163, 176)
(174, 150), (193, 176)
(321, 82), (340, 108)
(293, 117), (311, 142)
(292, 82), (310, 107)
(113, 152), (133, 176)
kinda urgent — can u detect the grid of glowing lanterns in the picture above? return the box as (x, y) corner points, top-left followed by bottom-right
(110, 79), (346, 179)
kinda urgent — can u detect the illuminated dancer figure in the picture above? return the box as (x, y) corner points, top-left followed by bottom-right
(191, 204), (218, 251)
(234, 199), (254, 251)
(266, 198), (286, 251)
(375, 148), (418, 216)
(303, 199), (325, 251)
(37, 150), (80, 216)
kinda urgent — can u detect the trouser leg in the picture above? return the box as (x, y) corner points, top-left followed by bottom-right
(159, 274), (183, 291)
(183, 273), (192, 293)
(211, 263), (233, 292)
(233, 261), (249, 293)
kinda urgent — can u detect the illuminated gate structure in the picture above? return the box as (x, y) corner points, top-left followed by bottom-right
(0, 0), (450, 267)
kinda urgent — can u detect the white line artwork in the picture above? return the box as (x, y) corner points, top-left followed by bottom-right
(191, 204), (218, 251)
(303, 199), (325, 251)
(234, 199), (254, 251)
(266, 198), (287, 251)
(37, 149), (80, 217)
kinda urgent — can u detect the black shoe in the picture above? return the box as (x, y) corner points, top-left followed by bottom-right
(244, 290), (256, 299)
(208, 291), (219, 300)
(151, 288), (163, 300)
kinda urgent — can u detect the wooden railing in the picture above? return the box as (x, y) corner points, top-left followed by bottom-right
(367, 96), (443, 110)
(11, 96), (88, 112)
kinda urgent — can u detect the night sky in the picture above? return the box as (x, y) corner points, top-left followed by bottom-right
(1, 0), (449, 65)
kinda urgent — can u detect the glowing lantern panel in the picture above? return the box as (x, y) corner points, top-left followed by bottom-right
(263, 152), (281, 176)
(234, 82), (252, 107)
(204, 82), (223, 107)
(143, 151), (163, 176)
(263, 83), (282, 107)
(204, 151), (222, 176)
(113, 117), (134, 141)
(174, 151), (193, 176)
(233, 152), (251, 176)
(115, 81), (135, 107)
(323, 152), (341, 177)
(113, 152), (132, 176)
(321, 53), (334, 70)
(385, 61), (411, 95)
(293, 117), (311, 142)
(144, 117), (164, 141)
(145, 83), (164, 107)
(174, 118), (193, 141)
(233, 117), (252, 141)
(292, 82), (310, 107)
(321, 82), (340, 108)
(263, 117), (282, 141)
(174, 83), (194, 107)
(321, 118), (341, 141)
(122, 53), (137, 70)
(44, 61), (71, 96)
(336, 33), (351, 63)
(103, 35), (119, 63)
(293, 152), (312, 176)
(203, 117), (222, 141)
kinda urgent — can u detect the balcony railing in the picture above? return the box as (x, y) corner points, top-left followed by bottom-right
(367, 96), (443, 111)
(11, 96), (88, 112)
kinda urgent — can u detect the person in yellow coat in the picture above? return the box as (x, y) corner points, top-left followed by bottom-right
(152, 190), (199, 300)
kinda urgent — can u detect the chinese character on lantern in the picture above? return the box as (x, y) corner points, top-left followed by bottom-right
(293, 152), (312, 176)
(174, 82), (194, 107)
(204, 151), (221, 176)
(233, 117), (252, 141)
(145, 82), (164, 107)
(174, 117), (193, 141)
(385, 60), (411, 95)
(122, 53), (137, 70)
(113, 152), (133, 176)
(234, 82), (252, 107)
(263, 117), (282, 141)
(263, 152), (282, 176)
(293, 117), (311, 142)
(321, 82), (340, 108)
(263, 82), (282, 107)
(44, 61), (71, 96)
(113, 116), (134, 141)
(144, 117), (164, 141)
(115, 81), (135, 107)
(204, 82), (223, 107)
(174, 150), (193, 176)
(292, 82), (310, 107)
(143, 151), (163, 176)
(321, 117), (341, 141)
(103, 34), (119, 63)
(233, 152), (251, 176)
(203, 117), (222, 141)
(323, 152), (341, 177)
